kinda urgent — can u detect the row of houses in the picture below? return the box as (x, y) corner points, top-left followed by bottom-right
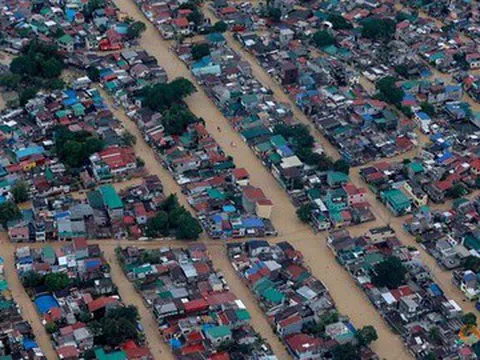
(173, 35), (375, 231)
(117, 245), (277, 359)
(15, 242), (153, 360)
(328, 227), (478, 359)
(0, 0), (135, 53)
(227, 240), (378, 360)
(8, 174), (164, 242)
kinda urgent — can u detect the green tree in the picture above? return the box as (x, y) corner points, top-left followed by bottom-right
(361, 17), (396, 41)
(462, 312), (477, 326)
(87, 66), (100, 82)
(0, 73), (21, 90)
(127, 21), (146, 39)
(0, 201), (21, 227)
(11, 182), (29, 203)
(45, 272), (71, 292)
(54, 126), (104, 168)
(462, 256), (480, 272)
(187, 8), (203, 27)
(356, 325), (378, 346)
(45, 322), (58, 334)
(447, 184), (466, 199)
(394, 64), (409, 78)
(122, 131), (136, 146)
(19, 88), (38, 106)
(213, 21), (228, 33)
(333, 159), (350, 175)
(175, 213), (202, 240)
(327, 13), (352, 30)
(142, 78), (196, 112)
(191, 43), (211, 60)
(372, 256), (407, 289)
(313, 30), (335, 48)
(296, 204), (313, 223)
(22, 271), (44, 288)
(332, 343), (360, 360)
(145, 211), (170, 238)
(420, 102), (435, 117)
(428, 326), (441, 344)
(267, 7), (282, 22)
(376, 76), (405, 106)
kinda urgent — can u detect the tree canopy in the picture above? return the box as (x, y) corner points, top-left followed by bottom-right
(372, 256), (407, 289)
(0, 202), (21, 228)
(376, 76), (405, 106)
(313, 30), (335, 48)
(192, 43), (211, 60)
(327, 13), (353, 30)
(361, 17), (396, 42)
(146, 195), (202, 240)
(296, 204), (313, 224)
(54, 126), (105, 168)
(356, 325), (378, 346)
(11, 182), (29, 203)
(213, 21), (228, 33)
(142, 77), (196, 112)
(89, 305), (140, 346)
(45, 272), (71, 292)
(127, 21), (146, 39)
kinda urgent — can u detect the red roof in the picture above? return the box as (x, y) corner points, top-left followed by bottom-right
(243, 186), (267, 201)
(181, 343), (206, 355)
(232, 168), (249, 179)
(209, 353), (230, 360)
(172, 17), (189, 28)
(87, 296), (117, 312)
(285, 334), (323, 354)
(74, 237), (88, 250)
(204, 291), (237, 306)
(184, 298), (209, 313)
(56, 345), (79, 359)
(97, 146), (136, 170)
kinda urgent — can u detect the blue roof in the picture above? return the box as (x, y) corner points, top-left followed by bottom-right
(416, 112), (431, 121)
(192, 56), (213, 68)
(222, 205), (236, 213)
(170, 338), (182, 349)
(65, 9), (76, 22)
(85, 259), (101, 269)
(23, 339), (38, 350)
(437, 151), (453, 164)
(99, 68), (114, 78)
(243, 218), (264, 228)
(429, 283), (443, 297)
(15, 146), (44, 161)
(35, 295), (59, 314)
(278, 144), (294, 157)
(55, 211), (71, 220)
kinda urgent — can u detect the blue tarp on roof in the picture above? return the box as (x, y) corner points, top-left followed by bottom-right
(416, 112), (431, 121)
(35, 295), (59, 314)
(23, 339), (38, 350)
(17, 256), (33, 264)
(170, 338), (182, 349)
(16, 146), (44, 161)
(243, 218), (264, 228)
(99, 68), (114, 78)
(65, 9), (76, 22)
(85, 259), (101, 269)
(54, 211), (71, 220)
(437, 151), (453, 164)
(429, 283), (443, 297)
(222, 205), (236, 213)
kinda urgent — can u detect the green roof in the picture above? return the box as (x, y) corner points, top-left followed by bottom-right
(270, 135), (288, 147)
(94, 348), (127, 360)
(58, 34), (74, 45)
(205, 325), (231, 339)
(261, 287), (284, 304)
(207, 188), (226, 200)
(235, 308), (251, 321)
(99, 185), (123, 210)
(407, 162), (424, 174)
(43, 246), (55, 260)
(327, 171), (350, 184)
(87, 190), (104, 209)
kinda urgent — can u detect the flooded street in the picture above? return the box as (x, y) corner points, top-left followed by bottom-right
(0, 234), (58, 360)
(102, 246), (176, 360)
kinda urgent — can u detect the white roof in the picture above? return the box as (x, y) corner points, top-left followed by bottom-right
(281, 156), (302, 169)
(381, 292), (397, 305)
